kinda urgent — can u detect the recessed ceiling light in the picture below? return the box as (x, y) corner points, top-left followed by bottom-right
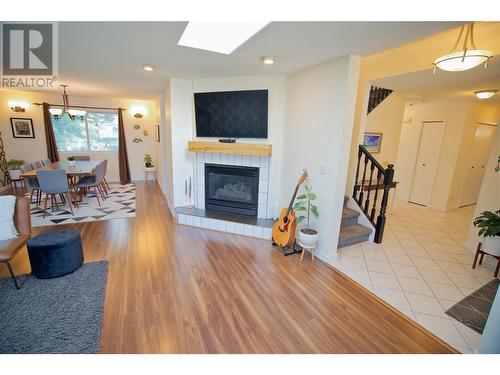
(260, 56), (275, 65)
(142, 64), (155, 71)
(475, 90), (498, 99)
(178, 22), (269, 55)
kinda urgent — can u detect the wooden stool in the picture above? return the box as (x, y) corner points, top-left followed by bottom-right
(144, 166), (157, 182)
(472, 242), (500, 278)
(299, 241), (315, 263)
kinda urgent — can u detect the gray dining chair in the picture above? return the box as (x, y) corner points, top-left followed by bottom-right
(75, 162), (106, 206)
(41, 159), (52, 166)
(31, 160), (43, 169)
(37, 169), (77, 218)
(73, 155), (91, 161)
(20, 163), (41, 205)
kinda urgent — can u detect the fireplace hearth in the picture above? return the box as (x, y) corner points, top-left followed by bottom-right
(205, 164), (259, 216)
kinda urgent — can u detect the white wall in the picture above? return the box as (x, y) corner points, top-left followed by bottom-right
(364, 93), (405, 167)
(465, 117), (500, 252)
(282, 55), (361, 261)
(395, 100), (500, 211)
(394, 100), (469, 210)
(0, 89), (157, 182)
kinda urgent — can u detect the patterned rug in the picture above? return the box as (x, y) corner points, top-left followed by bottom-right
(446, 278), (499, 334)
(28, 183), (136, 227)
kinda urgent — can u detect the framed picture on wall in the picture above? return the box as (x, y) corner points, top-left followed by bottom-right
(10, 118), (35, 138)
(155, 125), (160, 142)
(363, 132), (382, 154)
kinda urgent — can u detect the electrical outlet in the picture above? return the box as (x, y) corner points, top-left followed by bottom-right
(319, 165), (326, 175)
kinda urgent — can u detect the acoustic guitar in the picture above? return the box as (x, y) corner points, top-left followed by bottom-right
(272, 169), (308, 248)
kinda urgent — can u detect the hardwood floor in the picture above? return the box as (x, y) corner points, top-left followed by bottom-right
(2, 182), (457, 353)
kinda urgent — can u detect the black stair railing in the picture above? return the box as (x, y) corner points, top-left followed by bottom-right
(352, 145), (395, 244)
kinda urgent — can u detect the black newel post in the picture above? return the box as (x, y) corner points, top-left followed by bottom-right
(374, 164), (394, 244)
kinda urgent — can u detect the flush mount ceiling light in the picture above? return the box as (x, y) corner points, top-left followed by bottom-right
(142, 64), (155, 71)
(260, 56), (275, 65)
(433, 23), (492, 73)
(178, 22), (269, 54)
(475, 89), (498, 99)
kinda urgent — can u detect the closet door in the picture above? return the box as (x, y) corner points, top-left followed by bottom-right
(460, 123), (497, 207)
(409, 121), (445, 206)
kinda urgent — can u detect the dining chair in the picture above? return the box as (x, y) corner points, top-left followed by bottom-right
(73, 155), (91, 161)
(101, 159), (110, 193)
(31, 160), (43, 169)
(75, 162), (106, 206)
(41, 159), (52, 166)
(20, 163), (41, 205)
(37, 169), (78, 218)
(0, 196), (31, 289)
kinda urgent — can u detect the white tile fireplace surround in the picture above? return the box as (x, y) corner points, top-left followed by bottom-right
(175, 151), (273, 240)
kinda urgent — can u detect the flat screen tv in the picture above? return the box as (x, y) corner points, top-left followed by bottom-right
(194, 89), (268, 139)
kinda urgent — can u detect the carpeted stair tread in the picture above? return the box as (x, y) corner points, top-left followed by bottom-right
(338, 223), (372, 248)
(342, 207), (360, 220)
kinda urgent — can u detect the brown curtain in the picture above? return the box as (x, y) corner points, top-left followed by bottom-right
(118, 108), (131, 184)
(42, 102), (59, 162)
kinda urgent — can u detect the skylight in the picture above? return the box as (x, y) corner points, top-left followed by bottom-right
(178, 22), (269, 55)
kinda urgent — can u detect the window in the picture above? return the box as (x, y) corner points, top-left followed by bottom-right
(52, 111), (119, 152)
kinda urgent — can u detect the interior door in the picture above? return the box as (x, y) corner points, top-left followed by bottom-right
(409, 121), (445, 206)
(460, 123), (497, 206)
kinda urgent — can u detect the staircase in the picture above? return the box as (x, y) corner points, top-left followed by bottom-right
(338, 195), (373, 248)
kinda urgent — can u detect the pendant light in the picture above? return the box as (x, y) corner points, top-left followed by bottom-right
(433, 23), (492, 73)
(48, 84), (86, 120)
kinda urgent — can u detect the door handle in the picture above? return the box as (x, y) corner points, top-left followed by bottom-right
(422, 163), (426, 166)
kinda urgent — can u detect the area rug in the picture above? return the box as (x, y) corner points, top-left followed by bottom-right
(27, 183), (136, 227)
(445, 278), (499, 334)
(0, 261), (108, 354)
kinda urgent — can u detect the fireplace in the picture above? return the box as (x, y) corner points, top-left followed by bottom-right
(205, 164), (259, 216)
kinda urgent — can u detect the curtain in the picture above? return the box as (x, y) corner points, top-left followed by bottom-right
(42, 102), (59, 162)
(118, 108), (131, 184)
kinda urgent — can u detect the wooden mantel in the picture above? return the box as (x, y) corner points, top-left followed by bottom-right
(188, 141), (272, 156)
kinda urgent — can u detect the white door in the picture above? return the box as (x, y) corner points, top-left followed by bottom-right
(460, 123), (497, 206)
(409, 121), (445, 206)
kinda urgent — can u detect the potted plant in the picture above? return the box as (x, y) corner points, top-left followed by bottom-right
(474, 210), (500, 256)
(6, 159), (25, 180)
(67, 156), (76, 167)
(294, 184), (319, 248)
(144, 154), (153, 168)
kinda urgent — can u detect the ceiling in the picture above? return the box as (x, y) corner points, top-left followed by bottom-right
(54, 21), (462, 98)
(372, 56), (500, 104)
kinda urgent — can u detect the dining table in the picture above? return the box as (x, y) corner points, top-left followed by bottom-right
(20, 160), (101, 179)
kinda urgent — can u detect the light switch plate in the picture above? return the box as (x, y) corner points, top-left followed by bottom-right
(319, 165), (326, 175)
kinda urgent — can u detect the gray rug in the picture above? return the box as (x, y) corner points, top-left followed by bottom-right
(0, 261), (108, 354)
(446, 278), (499, 334)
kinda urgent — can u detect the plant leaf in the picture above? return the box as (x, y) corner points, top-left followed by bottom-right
(297, 216), (306, 224)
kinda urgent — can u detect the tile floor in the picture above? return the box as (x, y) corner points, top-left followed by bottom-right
(331, 201), (497, 354)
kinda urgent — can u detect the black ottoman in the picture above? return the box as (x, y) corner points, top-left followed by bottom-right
(27, 230), (84, 279)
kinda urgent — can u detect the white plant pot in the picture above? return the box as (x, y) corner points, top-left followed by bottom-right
(67, 160), (76, 167)
(298, 228), (319, 248)
(8, 169), (21, 180)
(482, 236), (500, 257)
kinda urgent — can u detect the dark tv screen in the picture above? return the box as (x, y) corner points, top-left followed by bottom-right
(194, 90), (268, 138)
